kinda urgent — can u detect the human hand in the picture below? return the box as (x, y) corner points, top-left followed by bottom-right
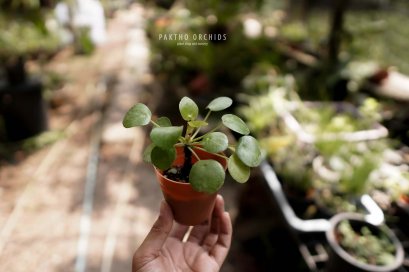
(132, 195), (232, 272)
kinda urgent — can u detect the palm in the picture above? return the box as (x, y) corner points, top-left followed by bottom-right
(133, 196), (232, 272)
(150, 237), (220, 271)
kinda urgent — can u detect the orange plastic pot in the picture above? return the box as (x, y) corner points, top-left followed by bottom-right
(154, 146), (227, 226)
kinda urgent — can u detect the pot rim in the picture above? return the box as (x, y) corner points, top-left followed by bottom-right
(154, 145), (227, 188)
(326, 212), (404, 272)
(154, 166), (198, 188)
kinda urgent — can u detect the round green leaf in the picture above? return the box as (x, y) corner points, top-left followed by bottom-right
(202, 132), (228, 153)
(150, 126), (183, 149)
(123, 103), (151, 128)
(222, 114), (250, 135)
(143, 143), (155, 163)
(206, 97), (233, 111)
(156, 117), (172, 127)
(228, 154), (250, 183)
(236, 136), (262, 167)
(188, 120), (208, 128)
(151, 146), (176, 170)
(179, 96), (198, 121)
(189, 160), (225, 193)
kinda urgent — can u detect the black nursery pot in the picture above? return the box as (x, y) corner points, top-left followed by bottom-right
(0, 80), (48, 141)
(325, 213), (404, 272)
(154, 0), (175, 9)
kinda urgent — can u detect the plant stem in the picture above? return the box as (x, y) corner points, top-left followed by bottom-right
(150, 120), (160, 127)
(180, 145), (192, 181)
(191, 110), (212, 140)
(188, 147), (200, 161)
(193, 123), (222, 141)
(185, 124), (194, 141)
(204, 110), (212, 122)
(192, 146), (228, 160)
(228, 145), (236, 152)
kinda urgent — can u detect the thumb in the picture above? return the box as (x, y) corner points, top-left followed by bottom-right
(136, 201), (174, 256)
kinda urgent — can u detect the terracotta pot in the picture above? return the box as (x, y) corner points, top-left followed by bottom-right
(154, 146), (227, 226)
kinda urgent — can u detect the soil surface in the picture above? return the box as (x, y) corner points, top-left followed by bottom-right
(163, 167), (190, 183)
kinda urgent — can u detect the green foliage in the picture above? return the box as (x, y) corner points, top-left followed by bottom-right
(228, 154), (250, 183)
(156, 117), (172, 127)
(150, 126), (183, 149)
(338, 220), (396, 266)
(0, 0), (64, 58)
(236, 135), (262, 167)
(189, 160), (225, 193)
(179, 96), (199, 121)
(123, 96), (262, 194)
(202, 132), (228, 153)
(315, 141), (382, 196)
(221, 114), (250, 135)
(0, 11), (60, 57)
(123, 103), (152, 128)
(147, 5), (276, 96)
(188, 120), (208, 128)
(151, 146), (176, 170)
(272, 142), (315, 192)
(206, 97), (233, 111)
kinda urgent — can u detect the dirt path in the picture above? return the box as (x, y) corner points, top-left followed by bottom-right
(0, 5), (161, 272)
(0, 4), (245, 272)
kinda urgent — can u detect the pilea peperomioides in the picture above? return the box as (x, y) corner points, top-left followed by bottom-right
(123, 96), (262, 194)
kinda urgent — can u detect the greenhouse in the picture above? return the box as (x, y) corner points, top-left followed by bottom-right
(0, 0), (408, 271)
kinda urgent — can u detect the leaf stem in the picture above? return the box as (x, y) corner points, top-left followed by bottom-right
(194, 123), (222, 141)
(188, 147), (201, 161)
(203, 110), (212, 122)
(185, 123), (195, 140)
(192, 146), (228, 160)
(191, 110), (212, 140)
(150, 120), (160, 127)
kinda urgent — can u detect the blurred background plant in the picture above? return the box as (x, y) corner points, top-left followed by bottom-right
(0, 0), (62, 84)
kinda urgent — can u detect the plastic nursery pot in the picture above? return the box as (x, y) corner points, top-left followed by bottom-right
(154, 146), (227, 226)
(325, 213), (404, 272)
(0, 80), (48, 141)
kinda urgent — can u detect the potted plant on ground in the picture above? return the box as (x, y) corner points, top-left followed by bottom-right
(0, 2), (60, 141)
(123, 96), (262, 225)
(325, 213), (404, 272)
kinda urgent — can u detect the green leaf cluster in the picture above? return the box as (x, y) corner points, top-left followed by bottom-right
(123, 96), (262, 194)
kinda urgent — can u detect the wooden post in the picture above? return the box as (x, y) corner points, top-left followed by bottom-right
(328, 0), (350, 65)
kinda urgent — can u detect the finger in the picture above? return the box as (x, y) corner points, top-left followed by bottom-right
(210, 210), (232, 266)
(213, 195), (225, 220)
(170, 222), (189, 240)
(186, 220), (209, 244)
(201, 220), (219, 251)
(201, 195), (224, 251)
(136, 201), (173, 256)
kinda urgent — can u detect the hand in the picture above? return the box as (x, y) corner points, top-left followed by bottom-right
(132, 195), (232, 272)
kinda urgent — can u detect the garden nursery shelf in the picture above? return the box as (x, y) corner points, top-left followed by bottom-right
(260, 161), (409, 272)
